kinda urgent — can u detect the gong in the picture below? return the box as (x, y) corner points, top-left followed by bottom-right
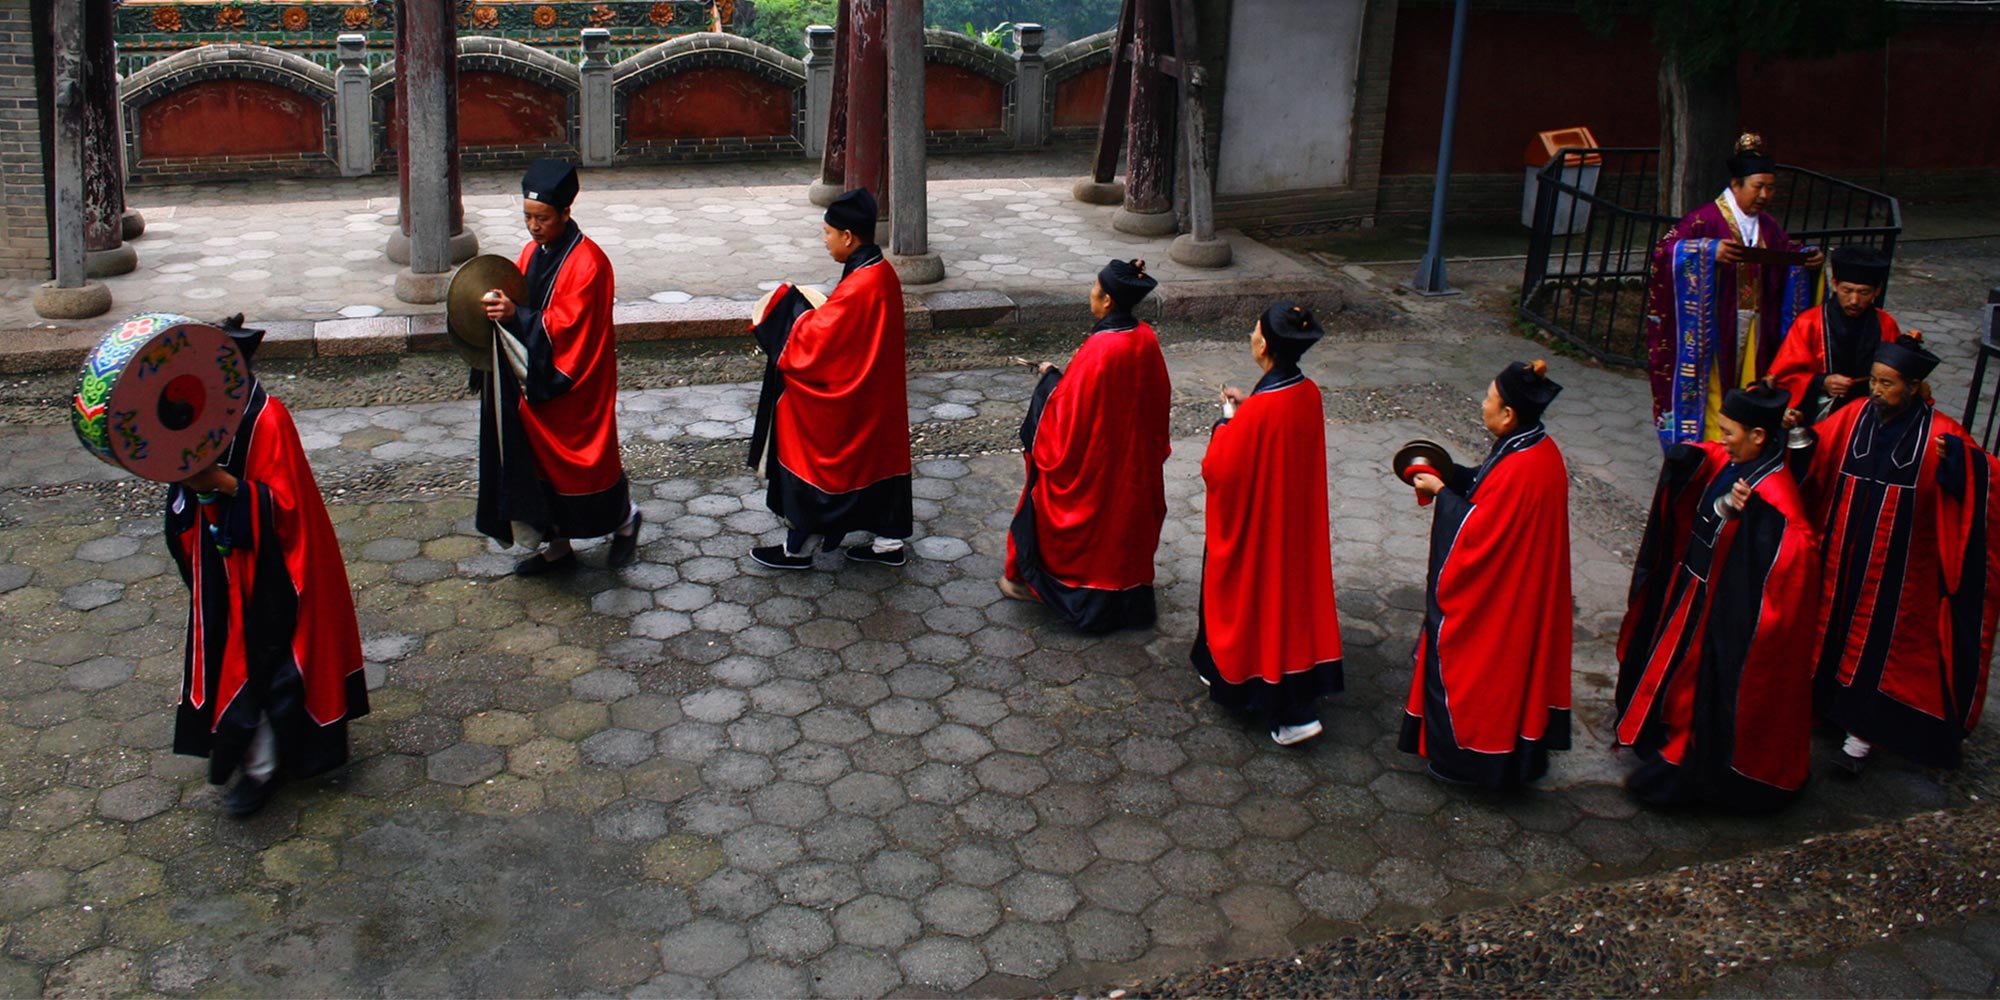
(446, 254), (528, 371)
(71, 313), (250, 483)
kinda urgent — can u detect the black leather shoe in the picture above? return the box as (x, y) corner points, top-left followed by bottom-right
(751, 545), (816, 570)
(844, 543), (906, 567)
(224, 774), (280, 817)
(1833, 749), (1868, 776)
(607, 511), (643, 568)
(515, 549), (577, 577)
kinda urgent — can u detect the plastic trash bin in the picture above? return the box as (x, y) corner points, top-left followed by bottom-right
(1522, 127), (1601, 235)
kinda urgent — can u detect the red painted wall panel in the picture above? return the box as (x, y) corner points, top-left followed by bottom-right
(625, 66), (793, 141)
(1383, 8), (2000, 178)
(456, 71), (565, 146)
(1053, 64), (1109, 129)
(137, 79), (323, 160)
(924, 62), (1003, 131)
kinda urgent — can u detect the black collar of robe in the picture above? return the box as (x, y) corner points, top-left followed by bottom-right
(1090, 311), (1138, 335)
(524, 220), (583, 310)
(841, 244), (884, 282)
(1703, 445), (1785, 507)
(1470, 423), (1548, 494)
(1252, 364), (1305, 395)
(1822, 300), (1883, 378)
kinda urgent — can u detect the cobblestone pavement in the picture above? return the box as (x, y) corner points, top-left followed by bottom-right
(0, 151), (1311, 331)
(1692, 916), (2000, 999)
(0, 245), (1995, 996)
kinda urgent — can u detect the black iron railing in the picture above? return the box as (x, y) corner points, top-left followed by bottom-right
(1519, 148), (1902, 368)
(1962, 290), (2000, 453)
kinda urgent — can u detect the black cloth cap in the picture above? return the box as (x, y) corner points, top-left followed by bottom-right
(1097, 258), (1157, 312)
(1830, 245), (1891, 287)
(1727, 151), (1776, 178)
(1258, 301), (1325, 363)
(217, 312), (266, 359)
(1875, 334), (1940, 381)
(825, 188), (878, 236)
(1495, 361), (1562, 423)
(1721, 384), (1789, 434)
(521, 158), (579, 210)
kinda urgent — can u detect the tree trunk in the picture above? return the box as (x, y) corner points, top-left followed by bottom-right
(1657, 51), (1739, 219)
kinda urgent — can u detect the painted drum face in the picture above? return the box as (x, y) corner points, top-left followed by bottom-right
(72, 313), (248, 483)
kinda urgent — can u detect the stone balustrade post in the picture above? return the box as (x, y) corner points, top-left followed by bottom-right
(1011, 22), (1045, 149)
(578, 28), (614, 166)
(333, 33), (372, 176)
(803, 24), (835, 158)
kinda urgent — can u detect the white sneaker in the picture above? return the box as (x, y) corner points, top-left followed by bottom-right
(1271, 721), (1323, 746)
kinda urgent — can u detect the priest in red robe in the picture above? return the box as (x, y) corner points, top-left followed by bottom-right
(478, 159), (640, 575)
(1615, 384), (1819, 810)
(1001, 259), (1171, 631)
(1768, 245), (1901, 422)
(1194, 303), (1344, 746)
(166, 316), (369, 817)
(746, 188), (912, 570)
(1401, 360), (1572, 788)
(1789, 335), (2000, 772)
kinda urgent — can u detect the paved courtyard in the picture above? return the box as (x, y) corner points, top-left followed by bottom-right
(0, 151), (1312, 334)
(0, 223), (1996, 995)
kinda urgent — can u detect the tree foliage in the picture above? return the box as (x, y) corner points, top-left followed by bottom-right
(742, 0), (837, 58)
(1577, 0), (1897, 71)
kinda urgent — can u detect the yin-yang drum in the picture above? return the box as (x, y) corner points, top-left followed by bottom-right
(71, 313), (250, 483)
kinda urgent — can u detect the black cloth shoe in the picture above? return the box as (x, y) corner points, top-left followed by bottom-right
(1834, 749), (1868, 776)
(844, 543), (907, 567)
(515, 548), (577, 577)
(607, 511), (643, 568)
(751, 544), (816, 570)
(224, 774), (280, 817)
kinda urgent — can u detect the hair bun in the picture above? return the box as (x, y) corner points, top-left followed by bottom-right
(1131, 258), (1146, 274)
(1528, 359), (1547, 377)
(1907, 329), (1922, 343)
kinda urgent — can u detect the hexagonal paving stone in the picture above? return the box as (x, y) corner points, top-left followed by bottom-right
(832, 893), (921, 950)
(427, 743), (504, 786)
(658, 918), (750, 979)
(899, 936), (988, 992)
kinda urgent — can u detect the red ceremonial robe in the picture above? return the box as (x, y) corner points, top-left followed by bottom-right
(1793, 400), (2000, 768)
(166, 381), (368, 784)
(1192, 367), (1344, 728)
(748, 245), (912, 540)
(1004, 313), (1172, 632)
(1399, 426), (1573, 788)
(1766, 303), (1901, 417)
(1615, 443), (1819, 810)
(476, 220), (630, 545)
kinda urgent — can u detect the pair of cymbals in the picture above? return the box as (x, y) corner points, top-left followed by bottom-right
(1391, 438), (1453, 485)
(446, 255), (527, 371)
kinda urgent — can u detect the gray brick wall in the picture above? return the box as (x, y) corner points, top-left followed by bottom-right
(0, 0), (49, 280)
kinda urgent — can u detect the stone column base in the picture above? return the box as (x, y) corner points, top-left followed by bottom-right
(1072, 177), (1125, 205)
(394, 267), (453, 304)
(85, 243), (137, 278)
(33, 280), (112, 319)
(385, 229), (480, 267)
(120, 209), (146, 241)
(1170, 233), (1233, 269)
(887, 251), (944, 285)
(1112, 207), (1177, 237)
(808, 178), (843, 207)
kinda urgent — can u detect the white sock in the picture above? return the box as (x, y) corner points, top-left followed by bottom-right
(1842, 734), (1873, 758)
(616, 503), (640, 536)
(543, 538), (573, 559)
(871, 537), (905, 553)
(784, 536), (823, 558)
(244, 717), (277, 782)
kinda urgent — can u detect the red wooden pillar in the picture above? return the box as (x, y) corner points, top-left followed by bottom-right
(389, 0), (472, 266)
(811, 0), (853, 205)
(844, 0), (889, 208)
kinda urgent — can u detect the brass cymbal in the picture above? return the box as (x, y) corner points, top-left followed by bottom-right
(446, 254), (527, 372)
(1392, 438), (1454, 484)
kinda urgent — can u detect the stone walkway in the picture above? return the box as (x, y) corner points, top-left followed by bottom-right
(0, 151), (1311, 335)
(1693, 916), (2000, 999)
(1, 242), (1997, 996)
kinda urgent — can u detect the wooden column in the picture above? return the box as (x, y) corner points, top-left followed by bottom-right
(843, 0), (889, 227)
(387, 0), (474, 270)
(81, 0), (134, 277)
(33, 0), (110, 318)
(1112, 0), (1177, 235)
(885, 0), (940, 283)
